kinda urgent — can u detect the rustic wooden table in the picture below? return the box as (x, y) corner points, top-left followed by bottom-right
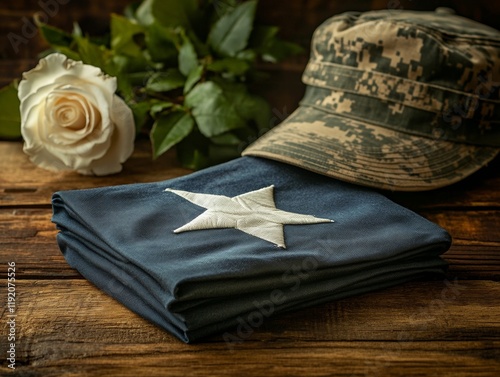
(1, 1), (500, 374)
(0, 138), (499, 376)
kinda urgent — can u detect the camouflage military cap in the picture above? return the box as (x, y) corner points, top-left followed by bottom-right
(243, 9), (500, 191)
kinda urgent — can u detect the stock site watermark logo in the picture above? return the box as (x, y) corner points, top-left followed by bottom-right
(8, 0), (70, 54)
(222, 255), (320, 349)
(433, 72), (500, 141)
(6, 262), (17, 370)
(355, 277), (466, 377)
(222, 236), (338, 350)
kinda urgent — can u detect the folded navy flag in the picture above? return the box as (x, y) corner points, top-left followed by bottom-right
(52, 157), (451, 343)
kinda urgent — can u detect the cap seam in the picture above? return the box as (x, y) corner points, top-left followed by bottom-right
(243, 150), (451, 188)
(246, 147), (498, 184)
(258, 126), (497, 162)
(351, 16), (500, 44)
(298, 102), (500, 146)
(303, 60), (500, 103)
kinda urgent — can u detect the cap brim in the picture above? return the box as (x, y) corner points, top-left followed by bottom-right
(242, 106), (499, 191)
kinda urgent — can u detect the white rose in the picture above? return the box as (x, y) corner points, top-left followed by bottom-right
(18, 53), (135, 176)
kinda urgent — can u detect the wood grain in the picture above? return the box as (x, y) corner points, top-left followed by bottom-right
(4, 342), (499, 377)
(1, 141), (499, 209)
(1, 2), (500, 374)
(1, 206), (499, 280)
(0, 279), (498, 376)
(0, 142), (499, 281)
(0, 140), (192, 207)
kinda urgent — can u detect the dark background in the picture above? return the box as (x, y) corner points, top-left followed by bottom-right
(1, 0), (500, 113)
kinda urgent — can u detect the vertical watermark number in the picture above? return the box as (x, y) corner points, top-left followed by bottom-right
(6, 262), (17, 370)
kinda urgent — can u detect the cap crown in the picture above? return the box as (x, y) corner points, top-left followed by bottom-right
(302, 10), (500, 146)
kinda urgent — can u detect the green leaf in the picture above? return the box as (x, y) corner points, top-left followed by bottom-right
(130, 101), (153, 134)
(136, 0), (198, 29)
(208, 0), (257, 57)
(112, 54), (149, 75)
(250, 25), (279, 48)
(250, 25), (304, 63)
(150, 101), (174, 118)
(261, 39), (304, 63)
(75, 37), (116, 75)
(186, 29), (210, 59)
(177, 144), (208, 170)
(235, 49), (257, 62)
(110, 14), (145, 57)
(72, 22), (83, 38)
(208, 143), (240, 164)
(125, 71), (154, 86)
(185, 81), (246, 137)
(38, 23), (73, 47)
(117, 81), (134, 103)
(135, 0), (155, 25)
(124, 2), (141, 21)
(176, 130), (209, 169)
(145, 22), (179, 63)
(212, 79), (271, 130)
(146, 69), (185, 92)
(51, 46), (81, 61)
(207, 58), (249, 76)
(236, 92), (271, 130)
(150, 111), (194, 159)
(0, 82), (21, 139)
(212, 0), (238, 19)
(76, 38), (143, 80)
(178, 34), (199, 76)
(110, 56), (143, 102)
(184, 65), (203, 94)
(210, 132), (242, 146)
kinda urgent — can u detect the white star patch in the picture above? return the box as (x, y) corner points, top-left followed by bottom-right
(165, 185), (334, 248)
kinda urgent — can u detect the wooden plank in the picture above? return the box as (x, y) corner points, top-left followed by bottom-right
(388, 156), (500, 210)
(1, 208), (499, 280)
(445, 245), (500, 280)
(3, 342), (499, 377)
(1, 279), (498, 376)
(0, 208), (75, 278)
(425, 211), (500, 245)
(0, 140), (192, 207)
(1, 3), (498, 376)
(1, 141), (499, 209)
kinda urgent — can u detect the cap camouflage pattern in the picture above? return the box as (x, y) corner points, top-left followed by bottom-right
(243, 9), (500, 191)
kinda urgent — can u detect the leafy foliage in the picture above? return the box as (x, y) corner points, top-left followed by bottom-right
(0, 0), (303, 169)
(0, 82), (22, 140)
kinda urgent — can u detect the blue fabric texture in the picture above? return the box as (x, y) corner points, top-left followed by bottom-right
(52, 157), (451, 343)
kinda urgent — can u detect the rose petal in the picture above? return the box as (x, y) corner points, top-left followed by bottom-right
(22, 102), (49, 153)
(19, 53), (135, 175)
(48, 83), (114, 141)
(20, 82), (60, 127)
(50, 97), (85, 130)
(19, 54), (69, 102)
(42, 134), (111, 171)
(18, 53), (116, 103)
(109, 95), (136, 162)
(45, 90), (100, 143)
(54, 74), (115, 106)
(85, 95), (135, 175)
(25, 145), (72, 173)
